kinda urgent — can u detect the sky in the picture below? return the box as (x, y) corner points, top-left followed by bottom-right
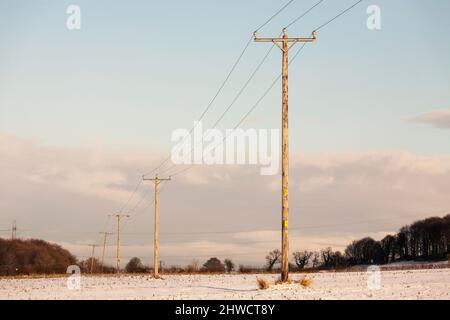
(0, 0), (449, 267)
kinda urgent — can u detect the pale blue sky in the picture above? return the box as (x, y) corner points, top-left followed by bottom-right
(1, 0), (449, 155)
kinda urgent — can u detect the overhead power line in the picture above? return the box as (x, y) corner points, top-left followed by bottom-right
(19, 0), (370, 256)
(143, 0), (297, 178)
(254, 0), (296, 32)
(121, 213), (439, 236)
(166, 1), (364, 179)
(128, 186), (152, 215)
(314, 0), (364, 32)
(116, 238), (346, 248)
(167, 42), (308, 178)
(118, 180), (143, 214)
(78, 251), (273, 260)
(166, 1), (328, 178)
(160, 39), (278, 176)
(285, 0), (325, 29)
(142, 36), (253, 177)
(113, 0), (365, 223)
(109, 0), (307, 223)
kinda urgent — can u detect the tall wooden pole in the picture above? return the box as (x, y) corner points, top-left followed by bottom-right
(154, 177), (159, 276)
(116, 215), (121, 273)
(143, 175), (171, 277)
(281, 30), (289, 282)
(89, 244), (96, 273)
(100, 232), (112, 272)
(254, 28), (317, 282)
(11, 220), (17, 240)
(110, 214), (129, 273)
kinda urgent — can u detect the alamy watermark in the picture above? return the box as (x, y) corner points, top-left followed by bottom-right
(367, 5), (381, 30)
(66, 4), (81, 30)
(366, 265), (381, 290)
(66, 265), (81, 290)
(171, 121), (280, 175)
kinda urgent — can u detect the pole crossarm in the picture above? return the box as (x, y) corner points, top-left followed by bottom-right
(254, 36), (317, 42)
(253, 30), (317, 52)
(142, 176), (172, 182)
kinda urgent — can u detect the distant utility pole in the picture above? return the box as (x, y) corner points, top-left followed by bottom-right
(88, 244), (96, 273)
(11, 220), (17, 240)
(99, 232), (112, 272)
(254, 28), (317, 282)
(143, 175), (171, 277)
(110, 214), (130, 273)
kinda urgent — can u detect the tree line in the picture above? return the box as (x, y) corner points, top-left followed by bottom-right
(129, 214), (449, 273)
(1, 214), (448, 275)
(287, 214), (450, 270)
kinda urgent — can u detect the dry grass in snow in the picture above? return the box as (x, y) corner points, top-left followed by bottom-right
(257, 277), (270, 290)
(298, 276), (313, 287)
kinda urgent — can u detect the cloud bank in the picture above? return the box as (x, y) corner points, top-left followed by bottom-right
(1, 133), (449, 265)
(406, 109), (450, 129)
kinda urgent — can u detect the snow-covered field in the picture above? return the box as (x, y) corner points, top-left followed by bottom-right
(0, 269), (449, 300)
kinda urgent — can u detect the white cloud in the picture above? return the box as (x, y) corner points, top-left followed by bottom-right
(1, 133), (450, 265)
(406, 109), (450, 129)
(0, 133), (157, 203)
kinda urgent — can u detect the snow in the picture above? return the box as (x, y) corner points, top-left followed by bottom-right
(0, 269), (449, 300)
(384, 260), (449, 267)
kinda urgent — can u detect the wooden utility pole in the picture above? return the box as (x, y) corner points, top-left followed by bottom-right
(110, 214), (130, 273)
(11, 220), (17, 240)
(99, 232), (112, 272)
(88, 244), (96, 273)
(254, 28), (317, 282)
(143, 175), (171, 277)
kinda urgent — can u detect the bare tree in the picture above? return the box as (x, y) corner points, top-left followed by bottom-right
(292, 251), (313, 270)
(381, 235), (396, 263)
(265, 249), (281, 271)
(224, 259), (235, 273)
(396, 226), (410, 259)
(186, 259), (200, 273)
(321, 247), (333, 268)
(311, 252), (321, 268)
